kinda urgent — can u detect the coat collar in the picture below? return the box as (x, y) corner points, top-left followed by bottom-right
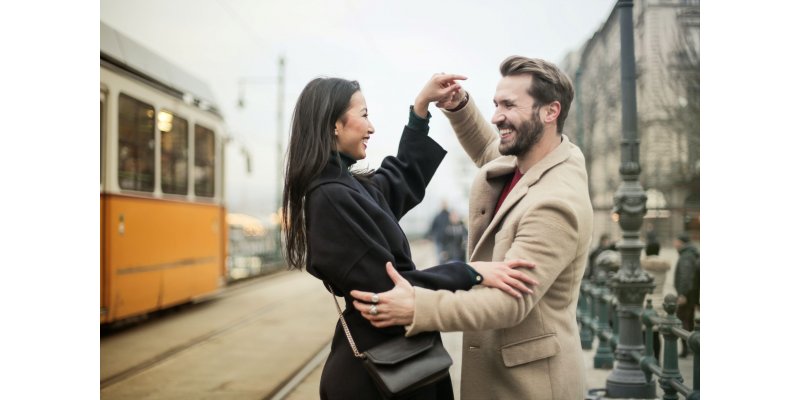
(483, 134), (573, 189)
(471, 135), (574, 257)
(308, 152), (360, 193)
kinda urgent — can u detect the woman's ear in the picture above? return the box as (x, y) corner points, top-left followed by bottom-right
(334, 120), (343, 136)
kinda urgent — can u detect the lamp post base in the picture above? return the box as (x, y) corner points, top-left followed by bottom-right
(606, 363), (657, 399)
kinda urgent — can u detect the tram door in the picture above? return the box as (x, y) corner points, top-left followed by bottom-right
(100, 88), (107, 322)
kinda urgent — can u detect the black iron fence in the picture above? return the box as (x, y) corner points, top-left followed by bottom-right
(579, 268), (700, 399)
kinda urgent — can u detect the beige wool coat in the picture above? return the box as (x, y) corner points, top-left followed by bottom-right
(406, 97), (593, 400)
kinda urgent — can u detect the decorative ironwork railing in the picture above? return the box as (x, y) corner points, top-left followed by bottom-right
(579, 270), (700, 400)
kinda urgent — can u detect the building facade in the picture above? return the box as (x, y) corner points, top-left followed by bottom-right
(561, 0), (700, 246)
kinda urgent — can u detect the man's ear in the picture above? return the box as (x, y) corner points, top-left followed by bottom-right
(544, 101), (561, 125)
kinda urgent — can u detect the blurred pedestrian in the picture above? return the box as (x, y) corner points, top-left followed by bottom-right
(439, 211), (467, 262)
(586, 233), (613, 281)
(673, 232), (700, 358)
(427, 201), (451, 263)
(641, 241), (670, 361)
(644, 222), (658, 245)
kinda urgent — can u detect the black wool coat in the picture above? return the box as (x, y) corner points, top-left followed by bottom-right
(305, 125), (479, 400)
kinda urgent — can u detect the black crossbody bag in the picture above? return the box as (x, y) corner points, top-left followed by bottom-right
(325, 283), (453, 399)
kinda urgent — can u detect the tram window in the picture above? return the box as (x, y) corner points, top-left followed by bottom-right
(194, 124), (215, 197)
(118, 93), (155, 192)
(159, 111), (189, 195)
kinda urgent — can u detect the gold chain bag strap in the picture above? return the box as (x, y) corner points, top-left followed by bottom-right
(324, 282), (453, 399)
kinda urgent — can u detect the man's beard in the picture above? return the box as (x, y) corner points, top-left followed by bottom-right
(498, 110), (544, 156)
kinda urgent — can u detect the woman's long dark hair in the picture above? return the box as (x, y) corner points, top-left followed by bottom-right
(282, 77), (361, 270)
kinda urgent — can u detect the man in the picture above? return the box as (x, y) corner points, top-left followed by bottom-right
(352, 56), (593, 399)
(673, 232), (700, 357)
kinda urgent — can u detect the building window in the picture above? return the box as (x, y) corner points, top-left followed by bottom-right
(194, 124), (215, 197)
(159, 111), (189, 195)
(118, 93), (155, 192)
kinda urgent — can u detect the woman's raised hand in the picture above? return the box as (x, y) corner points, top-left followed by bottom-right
(413, 73), (467, 118)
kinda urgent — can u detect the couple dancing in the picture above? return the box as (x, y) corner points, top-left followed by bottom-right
(282, 55), (593, 400)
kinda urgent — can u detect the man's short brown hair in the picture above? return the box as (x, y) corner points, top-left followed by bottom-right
(500, 56), (574, 133)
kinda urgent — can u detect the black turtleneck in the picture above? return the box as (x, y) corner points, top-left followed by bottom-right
(331, 151), (357, 173)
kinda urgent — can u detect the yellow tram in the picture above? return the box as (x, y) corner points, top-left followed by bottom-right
(100, 22), (228, 324)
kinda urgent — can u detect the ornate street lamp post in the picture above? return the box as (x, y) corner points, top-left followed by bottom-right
(605, 0), (656, 397)
(237, 56), (287, 254)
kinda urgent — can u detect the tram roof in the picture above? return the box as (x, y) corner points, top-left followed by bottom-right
(100, 21), (222, 117)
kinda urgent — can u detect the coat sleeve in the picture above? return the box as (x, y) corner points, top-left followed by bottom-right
(442, 93), (502, 168)
(369, 125), (447, 220)
(306, 184), (478, 298)
(406, 200), (580, 334)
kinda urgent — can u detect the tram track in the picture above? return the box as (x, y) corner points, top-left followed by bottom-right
(100, 269), (290, 336)
(101, 299), (278, 388)
(263, 341), (330, 400)
(100, 270), (332, 396)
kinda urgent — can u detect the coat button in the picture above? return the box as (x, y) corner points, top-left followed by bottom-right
(480, 209), (486, 215)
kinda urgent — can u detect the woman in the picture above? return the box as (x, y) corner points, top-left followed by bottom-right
(282, 75), (537, 399)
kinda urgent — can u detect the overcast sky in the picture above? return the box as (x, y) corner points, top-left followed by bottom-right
(100, 0), (617, 232)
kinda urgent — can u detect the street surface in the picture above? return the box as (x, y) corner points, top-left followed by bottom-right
(101, 271), (333, 399)
(100, 240), (695, 399)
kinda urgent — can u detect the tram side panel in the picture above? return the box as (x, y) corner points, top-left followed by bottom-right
(104, 195), (224, 321)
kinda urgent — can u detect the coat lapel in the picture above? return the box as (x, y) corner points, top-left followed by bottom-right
(466, 157), (515, 255)
(470, 135), (575, 259)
